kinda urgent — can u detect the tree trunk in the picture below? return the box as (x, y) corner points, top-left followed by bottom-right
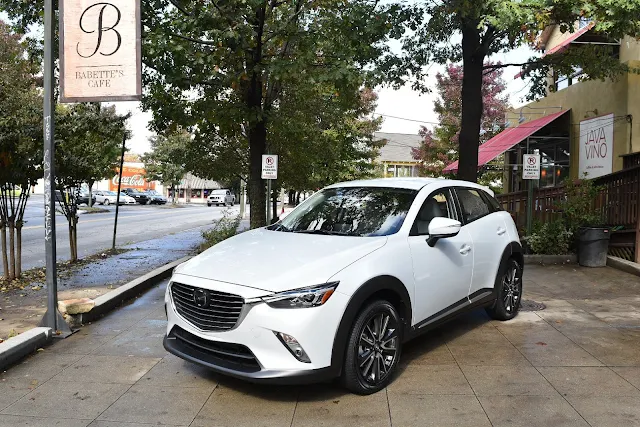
(271, 189), (278, 223)
(457, 22), (486, 183)
(1, 225), (8, 280)
(171, 184), (176, 204)
(88, 182), (93, 208)
(296, 192), (301, 205)
(69, 222), (77, 262)
(8, 222), (15, 280)
(16, 225), (22, 278)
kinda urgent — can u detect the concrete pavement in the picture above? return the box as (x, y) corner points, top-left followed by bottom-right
(3, 264), (640, 426)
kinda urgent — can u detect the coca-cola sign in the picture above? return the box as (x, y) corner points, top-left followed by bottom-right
(110, 166), (155, 191)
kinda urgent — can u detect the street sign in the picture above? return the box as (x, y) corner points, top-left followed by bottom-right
(59, 0), (142, 102)
(261, 155), (278, 179)
(523, 154), (540, 180)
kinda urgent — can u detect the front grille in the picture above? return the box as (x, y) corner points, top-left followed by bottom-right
(169, 326), (260, 372)
(170, 282), (244, 332)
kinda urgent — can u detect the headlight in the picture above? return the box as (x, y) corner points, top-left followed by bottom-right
(262, 282), (339, 309)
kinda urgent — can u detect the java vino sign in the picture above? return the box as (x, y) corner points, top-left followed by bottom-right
(579, 113), (614, 179)
(59, 0), (141, 102)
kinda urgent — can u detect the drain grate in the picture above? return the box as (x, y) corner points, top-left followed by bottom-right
(520, 300), (546, 311)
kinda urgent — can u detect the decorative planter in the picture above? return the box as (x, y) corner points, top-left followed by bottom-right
(577, 227), (610, 267)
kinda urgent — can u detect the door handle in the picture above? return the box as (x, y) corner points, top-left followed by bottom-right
(497, 227), (506, 236)
(459, 245), (471, 255)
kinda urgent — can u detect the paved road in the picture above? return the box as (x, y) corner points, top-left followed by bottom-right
(3, 264), (640, 426)
(2, 195), (239, 274)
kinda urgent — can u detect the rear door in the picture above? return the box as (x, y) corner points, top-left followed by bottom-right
(454, 187), (510, 298)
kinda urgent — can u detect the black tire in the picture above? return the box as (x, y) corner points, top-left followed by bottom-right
(485, 258), (523, 321)
(341, 300), (402, 395)
(207, 203), (212, 207)
(104, 199), (110, 206)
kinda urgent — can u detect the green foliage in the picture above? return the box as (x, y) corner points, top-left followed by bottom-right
(142, 131), (189, 203)
(525, 221), (573, 255)
(559, 177), (604, 234)
(199, 212), (242, 253)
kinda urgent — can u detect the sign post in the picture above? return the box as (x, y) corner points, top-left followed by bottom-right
(261, 155), (278, 224)
(41, 0), (141, 334)
(522, 140), (540, 235)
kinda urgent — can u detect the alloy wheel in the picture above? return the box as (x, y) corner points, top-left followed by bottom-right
(357, 312), (399, 385)
(502, 264), (521, 314)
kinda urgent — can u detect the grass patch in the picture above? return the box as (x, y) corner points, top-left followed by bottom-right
(199, 213), (242, 253)
(79, 207), (110, 214)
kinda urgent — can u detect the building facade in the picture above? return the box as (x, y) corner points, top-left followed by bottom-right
(374, 132), (422, 178)
(444, 22), (640, 193)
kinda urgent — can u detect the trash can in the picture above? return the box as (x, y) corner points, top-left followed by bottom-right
(577, 227), (610, 267)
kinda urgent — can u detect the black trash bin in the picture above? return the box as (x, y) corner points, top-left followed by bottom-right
(577, 227), (610, 267)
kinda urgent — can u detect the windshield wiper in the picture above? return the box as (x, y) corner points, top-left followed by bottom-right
(268, 223), (291, 232)
(294, 229), (351, 236)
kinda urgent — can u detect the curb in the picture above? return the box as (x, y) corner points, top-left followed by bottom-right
(524, 254), (577, 265)
(607, 255), (640, 277)
(70, 255), (191, 325)
(0, 327), (52, 371)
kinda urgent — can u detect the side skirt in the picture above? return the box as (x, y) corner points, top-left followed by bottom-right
(404, 288), (496, 342)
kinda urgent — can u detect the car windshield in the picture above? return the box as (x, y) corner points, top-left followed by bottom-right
(211, 190), (226, 195)
(105, 191), (116, 196)
(272, 187), (417, 237)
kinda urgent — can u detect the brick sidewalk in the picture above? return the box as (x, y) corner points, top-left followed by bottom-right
(2, 264), (640, 426)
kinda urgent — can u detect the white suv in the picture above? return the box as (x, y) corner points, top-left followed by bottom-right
(164, 178), (523, 394)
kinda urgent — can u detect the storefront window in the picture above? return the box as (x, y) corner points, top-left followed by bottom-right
(191, 189), (202, 198)
(537, 143), (570, 188)
(179, 189), (185, 198)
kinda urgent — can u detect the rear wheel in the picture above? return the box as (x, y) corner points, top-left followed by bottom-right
(104, 199), (110, 206)
(486, 258), (523, 321)
(342, 300), (402, 395)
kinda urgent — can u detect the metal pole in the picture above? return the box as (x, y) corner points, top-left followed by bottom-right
(112, 135), (126, 250)
(266, 179), (272, 224)
(39, 0), (72, 336)
(239, 178), (246, 219)
(526, 137), (534, 235)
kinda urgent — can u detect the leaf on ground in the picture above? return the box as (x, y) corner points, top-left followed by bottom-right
(31, 286), (41, 291)
(535, 342), (548, 346)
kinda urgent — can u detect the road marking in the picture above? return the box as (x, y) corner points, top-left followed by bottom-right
(22, 208), (233, 231)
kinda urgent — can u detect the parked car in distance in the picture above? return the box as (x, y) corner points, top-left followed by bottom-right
(207, 189), (235, 207)
(164, 178), (523, 394)
(94, 190), (119, 205)
(144, 190), (167, 205)
(119, 192), (137, 205)
(77, 191), (96, 206)
(123, 188), (150, 205)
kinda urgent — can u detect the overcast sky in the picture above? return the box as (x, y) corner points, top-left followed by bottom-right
(1, 10), (537, 154)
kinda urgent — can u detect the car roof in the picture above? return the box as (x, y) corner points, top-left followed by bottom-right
(325, 178), (494, 195)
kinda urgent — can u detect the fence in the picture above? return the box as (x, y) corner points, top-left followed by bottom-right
(496, 164), (640, 262)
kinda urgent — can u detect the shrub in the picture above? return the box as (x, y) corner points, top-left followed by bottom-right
(560, 177), (604, 234)
(525, 221), (573, 255)
(199, 212), (242, 252)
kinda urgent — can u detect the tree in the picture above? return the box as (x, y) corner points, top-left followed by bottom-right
(412, 63), (509, 191)
(55, 103), (129, 261)
(140, 0), (406, 228)
(0, 21), (42, 280)
(392, 0), (640, 182)
(142, 131), (190, 204)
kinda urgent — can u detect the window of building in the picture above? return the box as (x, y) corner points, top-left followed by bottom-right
(179, 189), (185, 198)
(535, 142), (570, 188)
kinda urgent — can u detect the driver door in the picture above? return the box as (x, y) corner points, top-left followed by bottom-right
(408, 188), (474, 326)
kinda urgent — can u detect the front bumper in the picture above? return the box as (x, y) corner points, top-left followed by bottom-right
(165, 274), (348, 383)
(163, 327), (337, 384)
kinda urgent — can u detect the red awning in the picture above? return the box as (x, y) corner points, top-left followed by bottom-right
(514, 22), (595, 79)
(442, 110), (569, 173)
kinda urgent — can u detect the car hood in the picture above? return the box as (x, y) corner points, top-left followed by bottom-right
(173, 229), (387, 293)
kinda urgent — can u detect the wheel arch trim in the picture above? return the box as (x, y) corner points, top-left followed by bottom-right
(330, 275), (412, 375)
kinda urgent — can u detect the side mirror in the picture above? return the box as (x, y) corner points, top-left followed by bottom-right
(427, 217), (462, 247)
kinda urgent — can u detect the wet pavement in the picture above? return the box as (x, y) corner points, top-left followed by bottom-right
(2, 264), (640, 426)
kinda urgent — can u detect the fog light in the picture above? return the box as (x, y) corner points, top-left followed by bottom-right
(275, 332), (311, 363)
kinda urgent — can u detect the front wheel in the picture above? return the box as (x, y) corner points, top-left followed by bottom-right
(342, 300), (402, 395)
(104, 199), (110, 206)
(486, 258), (523, 321)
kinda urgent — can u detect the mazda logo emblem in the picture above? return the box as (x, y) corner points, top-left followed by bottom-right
(193, 289), (210, 308)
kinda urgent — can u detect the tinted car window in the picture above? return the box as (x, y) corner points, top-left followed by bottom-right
(456, 188), (492, 223)
(275, 187), (417, 236)
(481, 191), (502, 212)
(411, 190), (457, 236)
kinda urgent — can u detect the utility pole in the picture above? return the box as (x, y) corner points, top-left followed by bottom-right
(39, 0), (72, 336)
(112, 135), (126, 250)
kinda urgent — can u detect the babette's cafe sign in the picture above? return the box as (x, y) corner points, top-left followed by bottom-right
(60, 0), (141, 102)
